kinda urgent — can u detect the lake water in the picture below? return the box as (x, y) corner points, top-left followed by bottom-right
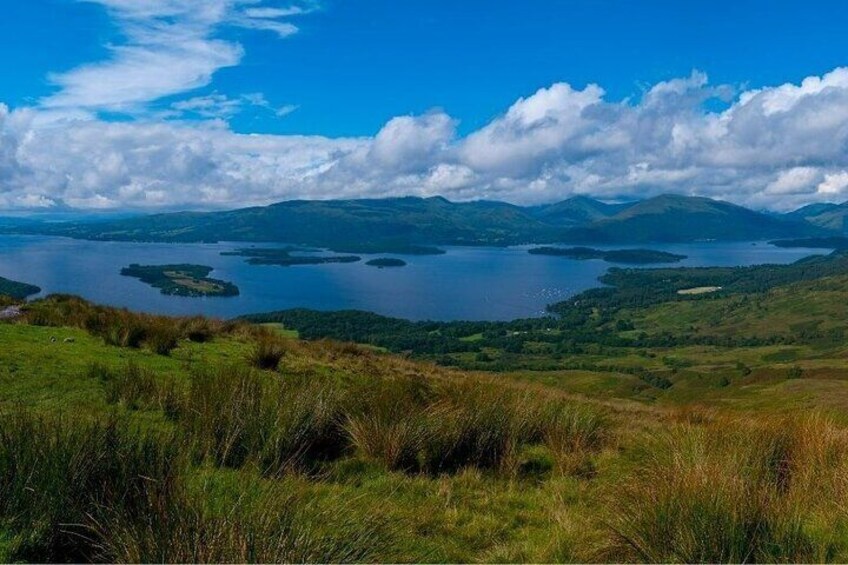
(0, 235), (831, 321)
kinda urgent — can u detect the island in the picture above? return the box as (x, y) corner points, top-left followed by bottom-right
(528, 246), (687, 264)
(120, 264), (240, 297)
(365, 258), (407, 268)
(0, 276), (41, 299)
(222, 248), (361, 266)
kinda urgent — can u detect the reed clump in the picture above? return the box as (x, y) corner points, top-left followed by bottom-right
(0, 411), (388, 563)
(23, 294), (237, 355)
(606, 414), (848, 563)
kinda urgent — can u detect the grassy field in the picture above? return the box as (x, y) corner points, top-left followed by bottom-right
(4, 286), (848, 562)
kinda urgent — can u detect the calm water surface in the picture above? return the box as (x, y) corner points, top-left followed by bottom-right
(0, 235), (831, 321)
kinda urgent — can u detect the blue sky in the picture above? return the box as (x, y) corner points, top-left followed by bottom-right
(1, 0), (848, 211)
(3, 0), (847, 136)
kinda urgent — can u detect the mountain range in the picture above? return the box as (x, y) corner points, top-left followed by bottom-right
(4, 193), (840, 251)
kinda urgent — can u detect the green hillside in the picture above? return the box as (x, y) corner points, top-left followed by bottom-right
(5, 259), (848, 561)
(7, 194), (827, 249)
(17, 197), (558, 250)
(795, 201), (848, 233)
(562, 194), (819, 242)
(527, 195), (632, 227)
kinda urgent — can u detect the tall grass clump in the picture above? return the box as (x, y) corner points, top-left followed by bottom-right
(538, 402), (608, 476)
(179, 367), (348, 473)
(343, 377), (610, 477)
(98, 477), (390, 563)
(249, 332), (288, 370)
(418, 393), (520, 474)
(22, 295), (233, 355)
(344, 376), (436, 472)
(606, 414), (848, 563)
(179, 315), (218, 343)
(259, 377), (348, 475)
(0, 412), (391, 563)
(90, 362), (157, 409)
(90, 362), (183, 414)
(180, 365), (270, 468)
(144, 320), (181, 355)
(0, 412), (183, 563)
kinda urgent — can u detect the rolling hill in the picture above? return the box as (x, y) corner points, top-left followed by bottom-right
(5, 193), (829, 248)
(793, 201), (848, 233)
(17, 196), (558, 249)
(527, 195), (633, 227)
(560, 194), (821, 243)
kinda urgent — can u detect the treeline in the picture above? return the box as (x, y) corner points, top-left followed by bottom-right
(0, 276), (40, 300)
(550, 249), (848, 314)
(244, 250), (848, 370)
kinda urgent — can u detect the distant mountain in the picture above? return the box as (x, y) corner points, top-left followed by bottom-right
(786, 202), (840, 219)
(527, 196), (633, 227)
(8, 194), (827, 249)
(20, 196), (559, 249)
(793, 201), (848, 233)
(560, 194), (821, 243)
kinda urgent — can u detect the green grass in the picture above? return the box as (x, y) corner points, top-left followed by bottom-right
(7, 288), (848, 561)
(260, 322), (300, 338)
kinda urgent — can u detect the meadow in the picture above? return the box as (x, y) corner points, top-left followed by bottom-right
(3, 285), (848, 562)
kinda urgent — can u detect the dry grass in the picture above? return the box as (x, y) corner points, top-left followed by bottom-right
(605, 413), (848, 562)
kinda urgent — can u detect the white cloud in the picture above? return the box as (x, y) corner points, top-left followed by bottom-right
(170, 92), (298, 120)
(40, 1), (308, 113)
(5, 5), (848, 217)
(818, 171), (848, 195)
(766, 167), (822, 195)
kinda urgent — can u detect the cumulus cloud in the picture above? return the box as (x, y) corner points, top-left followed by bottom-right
(4, 0), (848, 214)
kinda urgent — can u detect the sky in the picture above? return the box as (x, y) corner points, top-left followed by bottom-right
(1, 0), (848, 212)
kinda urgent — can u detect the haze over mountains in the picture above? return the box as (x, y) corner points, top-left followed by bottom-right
(5, 193), (840, 250)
